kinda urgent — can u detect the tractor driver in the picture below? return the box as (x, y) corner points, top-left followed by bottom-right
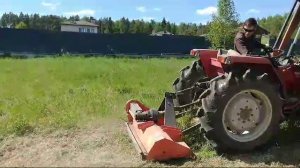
(234, 18), (273, 55)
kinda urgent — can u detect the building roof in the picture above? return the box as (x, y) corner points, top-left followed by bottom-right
(151, 31), (174, 36)
(61, 21), (99, 27)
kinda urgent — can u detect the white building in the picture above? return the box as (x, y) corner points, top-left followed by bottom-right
(151, 30), (174, 36)
(61, 21), (98, 33)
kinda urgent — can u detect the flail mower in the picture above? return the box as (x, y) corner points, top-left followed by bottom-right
(125, 0), (300, 161)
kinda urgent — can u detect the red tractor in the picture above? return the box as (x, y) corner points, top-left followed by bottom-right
(125, 0), (300, 161)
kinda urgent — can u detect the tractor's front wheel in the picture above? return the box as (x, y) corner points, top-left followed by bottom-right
(173, 60), (207, 106)
(200, 69), (282, 152)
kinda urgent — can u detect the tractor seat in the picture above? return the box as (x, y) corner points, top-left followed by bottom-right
(217, 49), (242, 57)
(217, 49), (243, 62)
(227, 49), (241, 56)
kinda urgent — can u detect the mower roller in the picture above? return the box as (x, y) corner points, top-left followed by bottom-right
(125, 0), (300, 161)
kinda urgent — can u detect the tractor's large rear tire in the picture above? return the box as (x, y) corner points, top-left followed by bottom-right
(200, 69), (282, 152)
(173, 60), (207, 106)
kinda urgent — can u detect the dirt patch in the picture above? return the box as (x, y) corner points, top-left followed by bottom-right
(0, 120), (299, 167)
(0, 121), (144, 167)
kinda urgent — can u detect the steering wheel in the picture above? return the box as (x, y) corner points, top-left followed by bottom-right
(271, 49), (285, 58)
(263, 48), (284, 57)
(263, 48), (291, 66)
(271, 49), (293, 66)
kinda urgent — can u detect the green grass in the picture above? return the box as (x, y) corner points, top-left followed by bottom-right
(0, 57), (194, 135)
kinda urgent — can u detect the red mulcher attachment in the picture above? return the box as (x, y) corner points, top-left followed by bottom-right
(125, 93), (194, 161)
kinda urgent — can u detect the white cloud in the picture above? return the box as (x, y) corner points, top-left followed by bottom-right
(142, 17), (155, 21)
(196, 6), (217, 16)
(41, 1), (60, 10)
(136, 6), (147, 13)
(153, 8), (161, 11)
(64, 9), (96, 17)
(247, 9), (260, 14)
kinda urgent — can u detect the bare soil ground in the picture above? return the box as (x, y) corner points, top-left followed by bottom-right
(0, 119), (299, 167)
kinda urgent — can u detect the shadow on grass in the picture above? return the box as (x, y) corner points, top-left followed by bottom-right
(154, 158), (193, 167)
(159, 117), (300, 166)
(125, 116), (300, 166)
(225, 117), (300, 166)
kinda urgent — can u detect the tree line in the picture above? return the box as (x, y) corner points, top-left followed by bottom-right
(0, 12), (209, 36)
(0, 11), (287, 37)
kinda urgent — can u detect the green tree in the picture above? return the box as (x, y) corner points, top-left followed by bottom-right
(134, 20), (144, 33)
(143, 22), (153, 34)
(177, 23), (188, 35)
(19, 12), (25, 23)
(129, 20), (136, 33)
(166, 21), (171, 32)
(0, 13), (9, 27)
(15, 21), (28, 29)
(258, 14), (287, 38)
(23, 14), (30, 26)
(161, 17), (167, 31)
(107, 17), (114, 33)
(69, 15), (80, 22)
(81, 16), (90, 22)
(101, 17), (114, 34)
(208, 0), (239, 49)
(98, 18), (104, 34)
(1, 12), (19, 28)
(29, 14), (41, 29)
(118, 17), (130, 33)
(171, 23), (177, 34)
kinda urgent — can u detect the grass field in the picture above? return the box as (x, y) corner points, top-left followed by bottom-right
(1, 56), (300, 167)
(0, 57), (193, 136)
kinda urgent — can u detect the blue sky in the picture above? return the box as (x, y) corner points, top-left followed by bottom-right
(0, 0), (295, 24)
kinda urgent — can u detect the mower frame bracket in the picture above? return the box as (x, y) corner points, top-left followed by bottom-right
(164, 92), (177, 127)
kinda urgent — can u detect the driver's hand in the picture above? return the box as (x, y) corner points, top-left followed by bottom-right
(271, 49), (284, 58)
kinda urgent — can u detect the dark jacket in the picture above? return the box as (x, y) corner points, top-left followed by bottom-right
(234, 32), (266, 55)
